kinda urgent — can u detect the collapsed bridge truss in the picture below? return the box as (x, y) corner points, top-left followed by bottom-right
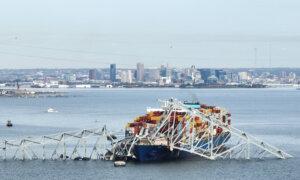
(0, 126), (116, 160)
(124, 99), (292, 160)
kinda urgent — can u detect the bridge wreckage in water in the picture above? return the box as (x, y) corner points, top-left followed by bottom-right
(0, 99), (292, 162)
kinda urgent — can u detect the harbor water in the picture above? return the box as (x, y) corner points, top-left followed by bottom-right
(0, 88), (299, 180)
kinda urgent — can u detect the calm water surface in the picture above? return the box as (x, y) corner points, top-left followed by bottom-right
(0, 88), (299, 180)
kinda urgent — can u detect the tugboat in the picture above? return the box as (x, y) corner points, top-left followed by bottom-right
(6, 120), (13, 127)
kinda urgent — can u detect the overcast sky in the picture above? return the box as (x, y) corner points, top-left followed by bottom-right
(0, 0), (299, 69)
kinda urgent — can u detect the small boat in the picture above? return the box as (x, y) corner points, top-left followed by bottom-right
(73, 157), (90, 161)
(6, 120), (13, 127)
(47, 107), (58, 113)
(114, 161), (126, 167)
(82, 157), (90, 161)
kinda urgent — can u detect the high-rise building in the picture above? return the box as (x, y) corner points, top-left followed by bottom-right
(215, 69), (227, 82)
(147, 69), (160, 82)
(96, 69), (103, 80)
(280, 71), (287, 78)
(127, 70), (132, 83)
(288, 72), (296, 80)
(110, 64), (117, 82)
(199, 69), (212, 83)
(120, 70), (133, 83)
(89, 69), (97, 80)
(160, 65), (167, 77)
(227, 72), (239, 83)
(136, 63), (144, 82)
(238, 72), (250, 81)
(120, 71), (127, 83)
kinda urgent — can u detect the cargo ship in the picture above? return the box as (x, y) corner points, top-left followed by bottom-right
(124, 101), (232, 162)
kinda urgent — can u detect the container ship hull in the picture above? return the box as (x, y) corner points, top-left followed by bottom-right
(134, 145), (181, 162)
(134, 132), (230, 162)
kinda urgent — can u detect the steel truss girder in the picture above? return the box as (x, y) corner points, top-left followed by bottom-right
(0, 127), (115, 161)
(149, 99), (292, 160)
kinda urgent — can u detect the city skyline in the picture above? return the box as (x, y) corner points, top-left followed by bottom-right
(1, 65), (299, 89)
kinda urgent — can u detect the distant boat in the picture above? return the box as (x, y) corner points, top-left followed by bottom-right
(6, 120), (13, 127)
(47, 107), (58, 113)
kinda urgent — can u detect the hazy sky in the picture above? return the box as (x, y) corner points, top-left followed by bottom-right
(0, 0), (299, 68)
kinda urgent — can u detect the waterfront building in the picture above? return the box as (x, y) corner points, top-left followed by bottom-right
(76, 84), (91, 88)
(65, 73), (76, 82)
(159, 76), (172, 86)
(207, 75), (218, 84)
(89, 69), (97, 80)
